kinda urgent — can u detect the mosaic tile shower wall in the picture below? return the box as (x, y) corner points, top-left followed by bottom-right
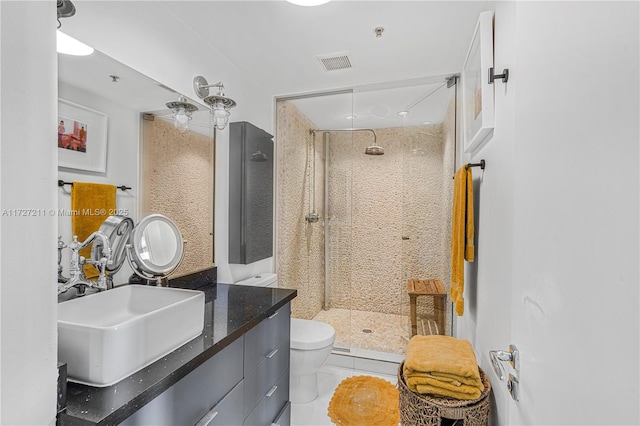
(276, 102), (325, 319)
(276, 99), (455, 337)
(141, 118), (214, 277)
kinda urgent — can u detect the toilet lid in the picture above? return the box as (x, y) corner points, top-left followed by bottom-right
(291, 318), (335, 350)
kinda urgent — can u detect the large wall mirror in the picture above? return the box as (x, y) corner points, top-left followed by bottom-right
(58, 48), (215, 284)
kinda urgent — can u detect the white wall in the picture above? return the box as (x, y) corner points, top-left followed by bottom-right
(457, 2), (639, 424)
(0, 1), (58, 424)
(57, 83), (139, 286)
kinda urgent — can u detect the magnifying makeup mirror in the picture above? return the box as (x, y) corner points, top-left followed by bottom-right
(91, 214), (184, 286)
(126, 214), (185, 284)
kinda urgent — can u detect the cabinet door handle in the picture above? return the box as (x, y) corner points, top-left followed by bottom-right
(266, 385), (278, 397)
(194, 409), (218, 426)
(266, 348), (278, 359)
(268, 311), (279, 320)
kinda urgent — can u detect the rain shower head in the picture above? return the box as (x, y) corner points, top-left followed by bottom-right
(364, 144), (384, 155)
(250, 150), (268, 162)
(250, 140), (269, 162)
(311, 128), (383, 155)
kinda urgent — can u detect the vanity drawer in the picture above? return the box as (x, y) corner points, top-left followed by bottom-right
(272, 401), (291, 426)
(121, 338), (243, 426)
(244, 369), (290, 426)
(194, 380), (244, 426)
(244, 303), (290, 375)
(244, 337), (290, 418)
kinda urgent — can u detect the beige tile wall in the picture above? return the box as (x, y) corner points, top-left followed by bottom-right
(141, 117), (214, 278)
(276, 102), (325, 319)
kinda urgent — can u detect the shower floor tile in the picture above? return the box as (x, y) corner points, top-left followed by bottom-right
(312, 308), (414, 354)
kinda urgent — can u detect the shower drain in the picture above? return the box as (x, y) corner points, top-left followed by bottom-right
(362, 329), (373, 334)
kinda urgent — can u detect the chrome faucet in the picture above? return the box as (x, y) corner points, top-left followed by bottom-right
(57, 235), (68, 284)
(58, 231), (112, 296)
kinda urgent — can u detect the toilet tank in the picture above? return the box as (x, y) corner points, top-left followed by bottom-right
(234, 273), (277, 288)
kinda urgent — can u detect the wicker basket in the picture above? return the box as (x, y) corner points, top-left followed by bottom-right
(397, 362), (491, 426)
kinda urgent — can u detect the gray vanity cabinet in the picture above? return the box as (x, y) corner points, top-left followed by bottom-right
(120, 303), (291, 426)
(228, 121), (274, 265)
(243, 303), (291, 426)
(121, 338), (244, 426)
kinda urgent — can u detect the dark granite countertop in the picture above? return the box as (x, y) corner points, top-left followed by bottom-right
(57, 274), (296, 426)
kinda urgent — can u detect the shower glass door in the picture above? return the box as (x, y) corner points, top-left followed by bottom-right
(275, 91), (353, 352)
(400, 82), (456, 338)
(323, 126), (354, 352)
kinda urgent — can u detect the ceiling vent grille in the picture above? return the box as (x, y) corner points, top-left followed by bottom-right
(317, 51), (354, 72)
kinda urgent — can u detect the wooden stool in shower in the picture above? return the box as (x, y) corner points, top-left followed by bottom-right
(407, 279), (446, 336)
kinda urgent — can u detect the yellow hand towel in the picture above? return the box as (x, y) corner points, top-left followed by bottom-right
(407, 379), (482, 400)
(450, 165), (474, 316)
(71, 182), (116, 279)
(403, 370), (483, 388)
(404, 335), (482, 387)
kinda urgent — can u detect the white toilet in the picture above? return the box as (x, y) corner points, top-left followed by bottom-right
(234, 273), (335, 404)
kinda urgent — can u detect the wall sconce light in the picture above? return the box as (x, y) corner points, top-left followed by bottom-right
(166, 95), (199, 134)
(193, 76), (237, 131)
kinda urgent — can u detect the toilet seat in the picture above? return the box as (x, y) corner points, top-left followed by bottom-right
(291, 318), (335, 350)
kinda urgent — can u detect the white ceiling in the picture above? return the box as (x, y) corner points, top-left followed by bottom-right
(59, 1), (491, 130)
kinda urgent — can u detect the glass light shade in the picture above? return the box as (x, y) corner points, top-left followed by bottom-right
(57, 31), (94, 56)
(173, 108), (191, 134)
(211, 106), (231, 131)
(286, 0), (331, 5)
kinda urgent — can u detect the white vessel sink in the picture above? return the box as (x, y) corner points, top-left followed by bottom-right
(58, 285), (205, 387)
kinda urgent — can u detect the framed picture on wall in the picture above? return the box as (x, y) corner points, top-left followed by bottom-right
(58, 99), (108, 173)
(461, 10), (494, 154)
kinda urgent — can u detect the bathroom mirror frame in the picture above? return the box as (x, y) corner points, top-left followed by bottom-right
(126, 214), (185, 279)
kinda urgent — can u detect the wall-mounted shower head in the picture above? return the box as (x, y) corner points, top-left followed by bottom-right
(249, 140), (269, 162)
(365, 144), (384, 155)
(250, 151), (268, 162)
(311, 128), (383, 156)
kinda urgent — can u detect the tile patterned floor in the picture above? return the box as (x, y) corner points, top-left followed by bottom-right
(290, 365), (398, 426)
(312, 308), (441, 354)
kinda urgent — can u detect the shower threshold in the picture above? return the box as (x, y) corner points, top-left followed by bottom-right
(326, 347), (404, 376)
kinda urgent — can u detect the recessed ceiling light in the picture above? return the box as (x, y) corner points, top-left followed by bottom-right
(286, 0), (331, 6)
(345, 115), (357, 120)
(57, 30), (94, 56)
(422, 121), (432, 125)
(397, 111), (409, 116)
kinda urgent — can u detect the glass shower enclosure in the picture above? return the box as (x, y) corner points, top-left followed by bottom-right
(276, 79), (456, 358)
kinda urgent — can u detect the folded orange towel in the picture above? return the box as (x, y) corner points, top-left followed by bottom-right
(450, 165), (474, 316)
(403, 335), (483, 400)
(71, 182), (116, 278)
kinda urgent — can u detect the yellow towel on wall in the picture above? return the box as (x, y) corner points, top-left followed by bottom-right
(71, 182), (116, 279)
(450, 165), (474, 316)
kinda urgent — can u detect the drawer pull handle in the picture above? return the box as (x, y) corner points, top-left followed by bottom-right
(266, 348), (279, 359)
(268, 311), (279, 320)
(266, 385), (278, 398)
(194, 409), (218, 426)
